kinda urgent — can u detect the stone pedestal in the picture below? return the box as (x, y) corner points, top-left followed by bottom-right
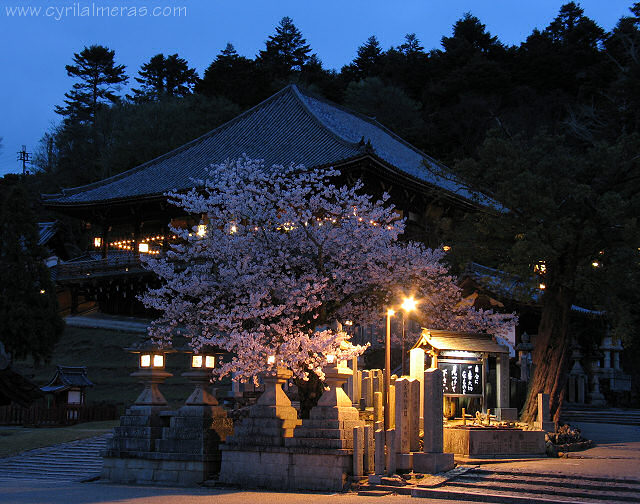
(130, 368), (172, 406)
(588, 375), (606, 406)
(413, 368), (454, 474)
(153, 369), (233, 476)
(409, 348), (425, 426)
(496, 408), (518, 421)
(373, 391), (383, 423)
(353, 426), (364, 477)
(443, 427), (545, 458)
(286, 364), (364, 490)
(222, 368), (300, 450)
(496, 353), (510, 409)
(103, 368), (232, 486)
(363, 370), (373, 408)
(285, 364), (363, 450)
(374, 428), (385, 475)
(364, 425), (374, 474)
(534, 393), (556, 432)
(346, 357), (359, 406)
(221, 364), (364, 491)
(393, 377), (420, 471)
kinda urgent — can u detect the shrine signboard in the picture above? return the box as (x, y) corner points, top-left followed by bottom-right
(438, 361), (483, 397)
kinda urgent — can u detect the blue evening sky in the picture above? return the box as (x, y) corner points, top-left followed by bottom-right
(0, 0), (634, 176)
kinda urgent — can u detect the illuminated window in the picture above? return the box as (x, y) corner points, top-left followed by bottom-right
(138, 243), (149, 253)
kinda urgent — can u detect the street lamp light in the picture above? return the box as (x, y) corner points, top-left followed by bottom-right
(385, 308), (395, 430)
(400, 296), (418, 376)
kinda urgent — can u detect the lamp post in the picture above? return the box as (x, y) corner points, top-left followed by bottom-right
(400, 296), (418, 376)
(385, 308), (395, 430)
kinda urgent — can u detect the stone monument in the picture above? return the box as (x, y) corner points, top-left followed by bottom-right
(413, 368), (454, 474)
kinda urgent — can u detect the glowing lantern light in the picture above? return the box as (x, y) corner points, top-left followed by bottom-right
(138, 243), (149, 253)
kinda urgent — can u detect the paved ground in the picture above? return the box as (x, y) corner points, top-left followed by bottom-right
(478, 421), (640, 480)
(1, 420), (639, 504)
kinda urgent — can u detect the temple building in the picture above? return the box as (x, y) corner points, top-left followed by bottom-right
(43, 84), (489, 316)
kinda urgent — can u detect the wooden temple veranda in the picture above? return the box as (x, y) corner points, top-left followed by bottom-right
(43, 84), (491, 315)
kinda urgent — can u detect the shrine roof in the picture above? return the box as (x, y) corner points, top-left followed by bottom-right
(41, 365), (94, 393)
(43, 85), (494, 208)
(414, 329), (509, 354)
(463, 262), (605, 317)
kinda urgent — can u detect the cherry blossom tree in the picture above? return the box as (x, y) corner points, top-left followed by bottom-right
(140, 156), (514, 383)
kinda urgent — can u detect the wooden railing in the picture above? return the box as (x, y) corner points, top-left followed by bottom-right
(0, 404), (119, 426)
(54, 254), (144, 282)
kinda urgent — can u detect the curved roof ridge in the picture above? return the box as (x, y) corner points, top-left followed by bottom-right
(46, 86), (299, 199)
(289, 84), (365, 153)
(294, 85), (446, 168)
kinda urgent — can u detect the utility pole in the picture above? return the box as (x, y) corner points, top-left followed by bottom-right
(17, 145), (31, 176)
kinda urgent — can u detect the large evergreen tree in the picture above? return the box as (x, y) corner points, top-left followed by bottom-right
(258, 16), (312, 77)
(0, 182), (64, 364)
(344, 77), (424, 142)
(450, 131), (640, 422)
(197, 43), (266, 106)
(55, 45), (128, 124)
(343, 35), (384, 80)
(129, 53), (198, 103)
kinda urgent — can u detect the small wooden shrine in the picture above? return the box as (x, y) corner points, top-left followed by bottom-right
(410, 329), (514, 419)
(41, 365), (94, 409)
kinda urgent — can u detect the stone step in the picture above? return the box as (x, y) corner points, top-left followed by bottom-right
(446, 479), (640, 502)
(357, 489), (393, 496)
(0, 462), (103, 470)
(476, 469), (640, 487)
(412, 485), (624, 503)
(0, 434), (108, 482)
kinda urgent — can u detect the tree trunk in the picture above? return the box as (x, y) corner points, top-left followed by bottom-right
(520, 283), (575, 424)
(294, 372), (324, 419)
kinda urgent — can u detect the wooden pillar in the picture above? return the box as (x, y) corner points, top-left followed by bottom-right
(482, 353), (489, 414)
(70, 285), (79, 314)
(100, 224), (109, 259)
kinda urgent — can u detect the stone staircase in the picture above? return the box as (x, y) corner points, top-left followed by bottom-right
(560, 407), (640, 426)
(0, 434), (109, 483)
(360, 468), (640, 503)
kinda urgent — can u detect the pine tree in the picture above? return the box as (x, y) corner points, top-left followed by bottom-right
(348, 35), (383, 79)
(129, 53), (198, 103)
(197, 43), (265, 106)
(55, 45), (128, 124)
(258, 16), (311, 77)
(0, 182), (64, 365)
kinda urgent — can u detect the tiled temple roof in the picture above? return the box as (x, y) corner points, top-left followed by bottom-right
(43, 85), (489, 207)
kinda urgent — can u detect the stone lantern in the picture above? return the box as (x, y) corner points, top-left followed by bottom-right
(126, 343), (175, 407)
(182, 349), (218, 406)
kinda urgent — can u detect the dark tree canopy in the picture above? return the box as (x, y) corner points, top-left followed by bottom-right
(344, 35), (383, 80)
(55, 45), (128, 124)
(129, 53), (198, 102)
(197, 43), (266, 106)
(344, 77), (424, 143)
(258, 16), (312, 76)
(449, 130), (640, 421)
(0, 182), (64, 365)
